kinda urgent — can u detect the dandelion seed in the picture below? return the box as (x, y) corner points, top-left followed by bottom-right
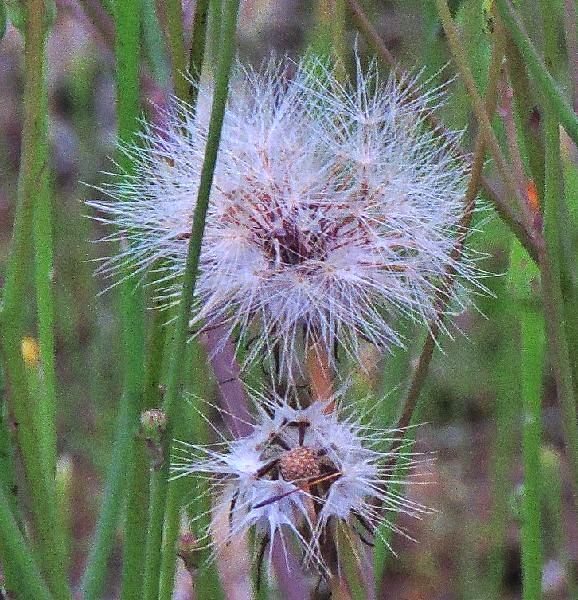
(89, 56), (486, 374)
(171, 388), (430, 574)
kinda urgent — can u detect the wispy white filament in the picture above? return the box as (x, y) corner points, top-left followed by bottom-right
(89, 57), (485, 372)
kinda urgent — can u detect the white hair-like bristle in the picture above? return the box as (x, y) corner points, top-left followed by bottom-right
(88, 56), (486, 374)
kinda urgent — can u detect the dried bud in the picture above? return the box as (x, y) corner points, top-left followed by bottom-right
(140, 409), (167, 442)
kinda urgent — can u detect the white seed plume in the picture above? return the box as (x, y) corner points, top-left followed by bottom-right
(89, 57), (485, 372)
(171, 389), (429, 573)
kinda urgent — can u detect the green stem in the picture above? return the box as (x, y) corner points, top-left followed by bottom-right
(188, 0), (210, 106)
(81, 0), (146, 597)
(0, 1), (70, 596)
(509, 241), (545, 600)
(539, 0), (578, 396)
(33, 74), (57, 481)
(520, 309), (544, 600)
(162, 0), (188, 101)
(0, 485), (53, 600)
(539, 103), (578, 508)
(435, 0), (532, 234)
(143, 3), (240, 598)
(120, 304), (167, 600)
(346, 0), (539, 264)
(495, 0), (578, 145)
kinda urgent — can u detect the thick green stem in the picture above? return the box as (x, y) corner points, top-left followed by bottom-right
(0, 485), (53, 600)
(539, 0), (578, 396)
(81, 0), (146, 597)
(120, 305), (167, 600)
(495, 0), (578, 145)
(143, 3), (240, 599)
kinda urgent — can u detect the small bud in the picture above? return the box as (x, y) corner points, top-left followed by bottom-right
(140, 409), (167, 441)
(140, 409), (167, 470)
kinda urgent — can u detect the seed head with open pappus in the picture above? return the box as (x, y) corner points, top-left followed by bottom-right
(89, 57), (484, 373)
(171, 388), (429, 574)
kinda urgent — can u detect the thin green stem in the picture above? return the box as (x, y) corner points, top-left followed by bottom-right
(32, 57), (57, 479)
(539, 104), (578, 508)
(520, 309), (544, 600)
(435, 0), (531, 234)
(143, 3), (240, 598)
(162, 0), (188, 101)
(495, 0), (578, 145)
(188, 0), (210, 106)
(509, 241), (545, 600)
(0, 485), (53, 600)
(346, 0), (539, 264)
(81, 0), (145, 597)
(390, 18), (504, 443)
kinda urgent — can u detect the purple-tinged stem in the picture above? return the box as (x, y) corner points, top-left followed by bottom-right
(201, 324), (310, 599)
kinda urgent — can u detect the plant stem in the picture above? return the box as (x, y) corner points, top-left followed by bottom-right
(32, 55), (57, 479)
(539, 97), (578, 508)
(162, 0), (188, 101)
(0, 485), (53, 600)
(0, 1), (70, 596)
(391, 19), (504, 445)
(346, 0), (539, 264)
(435, 0), (531, 225)
(143, 3), (240, 598)
(494, 0), (578, 145)
(509, 240), (544, 600)
(81, 0), (146, 597)
(188, 0), (209, 106)
(539, 0), (578, 398)
(120, 305), (167, 600)
(563, 0), (578, 114)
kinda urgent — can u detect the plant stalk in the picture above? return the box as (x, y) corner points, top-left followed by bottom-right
(143, 3), (241, 598)
(81, 0), (146, 596)
(495, 0), (578, 145)
(0, 0), (71, 596)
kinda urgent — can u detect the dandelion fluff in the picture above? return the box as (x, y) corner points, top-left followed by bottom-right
(171, 388), (430, 573)
(88, 57), (484, 372)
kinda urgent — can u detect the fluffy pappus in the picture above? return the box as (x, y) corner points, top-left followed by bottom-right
(171, 388), (430, 576)
(88, 57), (486, 373)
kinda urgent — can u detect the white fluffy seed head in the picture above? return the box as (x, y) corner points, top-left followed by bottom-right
(88, 56), (486, 373)
(171, 388), (430, 573)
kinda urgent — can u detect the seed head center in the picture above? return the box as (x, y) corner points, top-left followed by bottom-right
(279, 446), (321, 482)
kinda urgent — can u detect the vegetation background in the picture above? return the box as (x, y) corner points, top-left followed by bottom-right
(0, 0), (577, 598)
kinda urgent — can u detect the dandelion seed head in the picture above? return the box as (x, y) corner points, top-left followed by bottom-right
(172, 389), (429, 572)
(89, 56), (486, 373)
